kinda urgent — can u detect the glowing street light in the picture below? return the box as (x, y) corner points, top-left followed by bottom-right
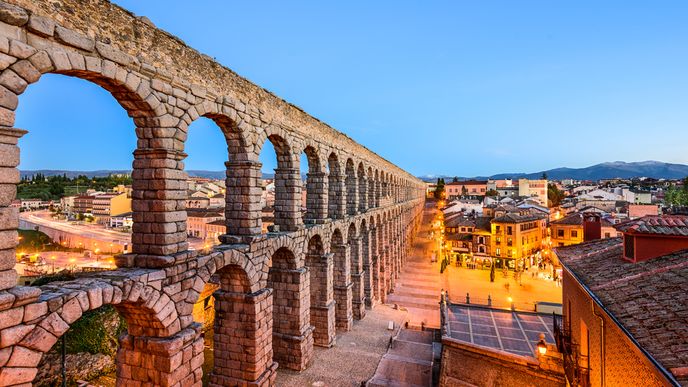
(537, 333), (547, 355)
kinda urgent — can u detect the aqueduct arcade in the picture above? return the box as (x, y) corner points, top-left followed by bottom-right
(0, 0), (426, 385)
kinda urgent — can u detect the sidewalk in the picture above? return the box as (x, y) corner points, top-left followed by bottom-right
(388, 204), (444, 328)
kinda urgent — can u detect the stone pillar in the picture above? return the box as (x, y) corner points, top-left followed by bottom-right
(349, 237), (366, 320)
(328, 173), (346, 219)
(222, 160), (262, 243)
(126, 148), (188, 268)
(346, 172), (358, 216)
(368, 178), (376, 210)
(307, 252), (336, 347)
(305, 171), (328, 224)
(268, 267), (314, 371)
(358, 175), (368, 212)
(273, 167), (303, 232)
(209, 288), (277, 387)
(381, 246), (390, 302)
(116, 324), (204, 387)
(332, 244), (353, 330)
(0, 128), (24, 291)
(372, 254), (381, 305)
(362, 232), (374, 309)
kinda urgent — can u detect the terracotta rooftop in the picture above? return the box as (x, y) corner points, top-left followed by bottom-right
(556, 238), (688, 384)
(492, 212), (545, 224)
(551, 213), (615, 227)
(615, 215), (688, 236)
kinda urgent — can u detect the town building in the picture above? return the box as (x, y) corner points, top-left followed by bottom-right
(445, 180), (488, 198)
(490, 209), (547, 270)
(186, 209), (224, 240)
(92, 192), (132, 224)
(628, 204), (660, 219)
(550, 213), (619, 247)
(517, 178), (548, 205)
(73, 195), (95, 215)
(554, 215), (688, 386)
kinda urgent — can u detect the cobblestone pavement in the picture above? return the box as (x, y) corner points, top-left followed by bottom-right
(388, 204), (443, 328)
(274, 305), (407, 387)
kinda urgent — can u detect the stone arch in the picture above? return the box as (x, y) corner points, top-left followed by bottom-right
(5, 46), (190, 260)
(12, 275), (179, 385)
(181, 102), (259, 240)
(345, 158), (357, 216)
(302, 144), (327, 223)
(327, 152), (345, 219)
(268, 246), (314, 370)
(330, 228), (352, 331)
(257, 130), (302, 232)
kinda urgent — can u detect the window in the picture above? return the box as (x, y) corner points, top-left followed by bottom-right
(496, 237), (501, 244)
(557, 229), (564, 238)
(496, 248), (501, 256)
(478, 236), (485, 244)
(507, 238), (513, 246)
(507, 226), (513, 235)
(496, 225), (501, 233)
(571, 230), (578, 238)
(604, 232), (611, 238)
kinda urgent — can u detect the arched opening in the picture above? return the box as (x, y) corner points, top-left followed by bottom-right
(25, 278), (181, 385)
(268, 247), (313, 370)
(259, 135), (302, 233)
(301, 146), (326, 224)
(183, 116), (231, 251)
(357, 163), (367, 212)
(331, 228), (352, 331)
(327, 153), (345, 219)
(206, 263), (276, 385)
(15, 74), (140, 278)
(345, 158), (357, 216)
(306, 234), (336, 347)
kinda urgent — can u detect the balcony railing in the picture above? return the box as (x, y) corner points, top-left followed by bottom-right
(553, 314), (591, 387)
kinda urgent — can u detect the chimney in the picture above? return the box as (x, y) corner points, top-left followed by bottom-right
(583, 213), (601, 242)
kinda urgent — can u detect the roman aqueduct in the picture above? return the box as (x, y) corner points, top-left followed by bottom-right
(0, 0), (426, 385)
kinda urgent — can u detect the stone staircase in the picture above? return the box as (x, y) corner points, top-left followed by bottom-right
(367, 329), (436, 387)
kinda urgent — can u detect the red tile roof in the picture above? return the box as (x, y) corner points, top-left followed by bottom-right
(555, 238), (688, 384)
(615, 215), (688, 236)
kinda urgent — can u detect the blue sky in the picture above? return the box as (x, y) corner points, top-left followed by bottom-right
(16, 1), (688, 177)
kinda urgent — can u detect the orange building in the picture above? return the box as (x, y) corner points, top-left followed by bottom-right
(554, 216), (688, 386)
(445, 180), (488, 198)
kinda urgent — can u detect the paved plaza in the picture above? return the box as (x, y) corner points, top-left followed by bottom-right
(389, 204), (563, 329)
(274, 305), (408, 386)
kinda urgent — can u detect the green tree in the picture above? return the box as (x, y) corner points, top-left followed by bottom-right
(541, 172), (548, 180)
(547, 183), (565, 207)
(452, 176), (458, 183)
(434, 178), (445, 199)
(485, 189), (499, 197)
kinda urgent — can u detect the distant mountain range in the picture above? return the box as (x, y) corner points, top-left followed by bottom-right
(20, 161), (688, 182)
(20, 169), (276, 180)
(420, 161), (688, 182)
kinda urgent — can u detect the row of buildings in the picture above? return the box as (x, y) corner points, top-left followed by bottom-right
(436, 178), (549, 205)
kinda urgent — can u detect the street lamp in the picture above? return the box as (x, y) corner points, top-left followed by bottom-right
(537, 333), (547, 355)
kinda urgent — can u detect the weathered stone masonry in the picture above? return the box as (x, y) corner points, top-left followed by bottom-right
(0, 0), (426, 385)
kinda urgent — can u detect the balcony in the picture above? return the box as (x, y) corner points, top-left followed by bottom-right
(553, 315), (591, 387)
